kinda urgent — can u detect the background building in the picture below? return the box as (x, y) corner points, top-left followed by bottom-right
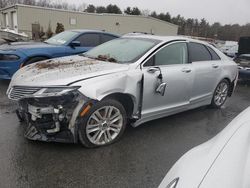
(0, 4), (178, 39)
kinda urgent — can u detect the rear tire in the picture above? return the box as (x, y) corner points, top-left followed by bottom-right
(78, 99), (127, 148)
(210, 79), (230, 108)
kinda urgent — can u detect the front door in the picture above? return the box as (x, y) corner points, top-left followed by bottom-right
(141, 42), (194, 120)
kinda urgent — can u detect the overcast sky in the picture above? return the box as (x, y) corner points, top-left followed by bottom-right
(66, 0), (250, 25)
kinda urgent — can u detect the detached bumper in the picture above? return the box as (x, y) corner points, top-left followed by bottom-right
(17, 92), (90, 143)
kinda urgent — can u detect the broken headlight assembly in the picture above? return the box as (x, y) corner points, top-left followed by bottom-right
(33, 86), (81, 97)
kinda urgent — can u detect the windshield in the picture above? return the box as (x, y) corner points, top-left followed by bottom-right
(45, 31), (78, 45)
(84, 38), (160, 63)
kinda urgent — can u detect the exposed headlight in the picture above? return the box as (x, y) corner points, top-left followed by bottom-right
(0, 54), (20, 61)
(33, 86), (80, 97)
(166, 178), (179, 188)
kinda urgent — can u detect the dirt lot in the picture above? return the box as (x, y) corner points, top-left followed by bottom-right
(0, 80), (249, 188)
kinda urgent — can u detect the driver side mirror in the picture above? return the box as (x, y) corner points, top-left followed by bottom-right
(70, 41), (81, 48)
(147, 66), (167, 96)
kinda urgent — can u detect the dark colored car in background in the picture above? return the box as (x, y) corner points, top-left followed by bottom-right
(236, 54), (250, 81)
(234, 36), (250, 81)
(0, 30), (119, 79)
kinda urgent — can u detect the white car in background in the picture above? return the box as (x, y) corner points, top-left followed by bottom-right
(225, 45), (239, 58)
(158, 107), (250, 188)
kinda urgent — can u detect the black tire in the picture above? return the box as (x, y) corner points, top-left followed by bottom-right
(210, 79), (230, 108)
(23, 57), (48, 66)
(78, 99), (127, 148)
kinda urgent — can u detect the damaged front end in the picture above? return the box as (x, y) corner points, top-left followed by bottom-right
(11, 86), (92, 143)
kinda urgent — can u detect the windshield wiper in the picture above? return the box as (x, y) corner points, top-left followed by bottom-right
(96, 55), (117, 63)
(81, 54), (118, 63)
(80, 54), (96, 59)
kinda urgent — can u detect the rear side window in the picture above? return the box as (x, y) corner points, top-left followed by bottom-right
(101, 34), (117, 43)
(75, 33), (100, 47)
(206, 46), (221, 60)
(188, 42), (211, 62)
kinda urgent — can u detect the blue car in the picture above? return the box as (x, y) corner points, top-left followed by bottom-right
(0, 30), (119, 79)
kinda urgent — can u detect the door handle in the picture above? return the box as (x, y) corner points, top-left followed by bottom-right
(212, 64), (219, 68)
(181, 68), (192, 73)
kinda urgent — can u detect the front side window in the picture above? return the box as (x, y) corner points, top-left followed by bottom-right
(76, 33), (100, 47)
(189, 42), (212, 62)
(144, 42), (188, 66)
(84, 38), (160, 63)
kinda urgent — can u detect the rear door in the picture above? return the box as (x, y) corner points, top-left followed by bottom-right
(188, 42), (222, 104)
(141, 42), (194, 120)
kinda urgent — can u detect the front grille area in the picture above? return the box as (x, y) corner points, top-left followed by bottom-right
(9, 86), (42, 100)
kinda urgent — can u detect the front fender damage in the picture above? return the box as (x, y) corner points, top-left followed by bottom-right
(74, 70), (144, 122)
(16, 70), (145, 143)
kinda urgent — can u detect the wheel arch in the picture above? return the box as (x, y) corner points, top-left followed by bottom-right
(221, 77), (235, 97)
(102, 93), (135, 119)
(23, 55), (51, 66)
(222, 77), (237, 97)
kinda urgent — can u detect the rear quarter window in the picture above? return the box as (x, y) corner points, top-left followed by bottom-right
(206, 46), (221, 60)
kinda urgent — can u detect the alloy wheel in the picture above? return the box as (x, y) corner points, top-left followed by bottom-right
(86, 106), (123, 145)
(214, 81), (229, 106)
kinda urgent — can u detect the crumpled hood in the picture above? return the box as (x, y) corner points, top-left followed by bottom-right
(0, 42), (55, 51)
(9, 55), (129, 87)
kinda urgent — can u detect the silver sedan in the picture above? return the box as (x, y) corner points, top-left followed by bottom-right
(7, 35), (238, 147)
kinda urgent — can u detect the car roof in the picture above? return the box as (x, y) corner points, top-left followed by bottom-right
(123, 34), (210, 45)
(69, 29), (119, 36)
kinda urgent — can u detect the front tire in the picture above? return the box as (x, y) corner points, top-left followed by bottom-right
(78, 99), (127, 148)
(210, 79), (230, 108)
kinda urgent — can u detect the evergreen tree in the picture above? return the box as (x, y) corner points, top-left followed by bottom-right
(55, 23), (65, 34)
